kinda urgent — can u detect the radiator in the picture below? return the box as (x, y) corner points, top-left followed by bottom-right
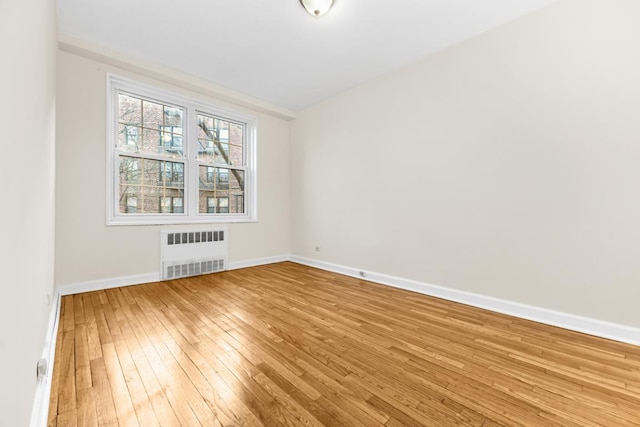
(160, 228), (228, 280)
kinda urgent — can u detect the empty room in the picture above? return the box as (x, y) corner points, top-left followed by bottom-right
(2, 0), (640, 425)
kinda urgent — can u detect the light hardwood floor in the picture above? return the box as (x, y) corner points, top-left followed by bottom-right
(48, 262), (640, 426)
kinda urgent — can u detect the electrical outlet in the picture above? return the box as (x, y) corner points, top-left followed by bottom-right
(36, 358), (47, 381)
(315, 246), (321, 252)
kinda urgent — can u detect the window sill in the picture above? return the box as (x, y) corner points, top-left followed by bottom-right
(106, 215), (257, 226)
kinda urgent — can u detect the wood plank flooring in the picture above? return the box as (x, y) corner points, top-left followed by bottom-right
(48, 262), (640, 426)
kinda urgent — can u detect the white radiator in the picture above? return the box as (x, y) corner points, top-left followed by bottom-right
(160, 228), (228, 280)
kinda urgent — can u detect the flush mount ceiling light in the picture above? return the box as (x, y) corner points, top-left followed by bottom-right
(299, 0), (334, 17)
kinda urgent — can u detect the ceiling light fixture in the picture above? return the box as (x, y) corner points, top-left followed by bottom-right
(299, 0), (334, 17)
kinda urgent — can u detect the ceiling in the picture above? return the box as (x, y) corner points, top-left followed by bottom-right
(57, 0), (557, 112)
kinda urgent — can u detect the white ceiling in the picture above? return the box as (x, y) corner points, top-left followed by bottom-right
(57, 0), (557, 111)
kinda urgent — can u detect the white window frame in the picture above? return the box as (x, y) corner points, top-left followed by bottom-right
(106, 74), (257, 225)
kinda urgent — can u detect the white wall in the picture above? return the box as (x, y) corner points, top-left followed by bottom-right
(291, 0), (640, 328)
(0, 0), (57, 424)
(56, 51), (290, 286)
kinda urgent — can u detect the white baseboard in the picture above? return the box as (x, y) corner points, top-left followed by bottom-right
(51, 255), (640, 347)
(33, 254), (640, 425)
(289, 255), (640, 347)
(30, 290), (62, 427)
(57, 272), (160, 296)
(228, 255), (290, 271)
(55, 254), (291, 296)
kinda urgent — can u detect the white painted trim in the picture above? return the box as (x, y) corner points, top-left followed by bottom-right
(51, 255), (640, 347)
(106, 74), (258, 226)
(55, 253), (291, 295)
(58, 34), (296, 121)
(30, 290), (62, 426)
(57, 272), (160, 296)
(30, 254), (640, 425)
(289, 256), (640, 347)
(228, 255), (291, 271)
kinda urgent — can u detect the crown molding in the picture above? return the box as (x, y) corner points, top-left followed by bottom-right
(58, 33), (297, 121)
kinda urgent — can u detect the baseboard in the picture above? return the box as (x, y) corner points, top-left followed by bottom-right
(30, 290), (62, 426)
(55, 254), (291, 296)
(51, 256), (640, 347)
(31, 254), (640, 425)
(57, 272), (160, 296)
(228, 255), (290, 271)
(289, 255), (640, 347)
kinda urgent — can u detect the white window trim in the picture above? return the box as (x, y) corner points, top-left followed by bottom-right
(106, 74), (257, 225)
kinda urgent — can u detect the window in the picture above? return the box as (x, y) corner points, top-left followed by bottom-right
(160, 125), (183, 154)
(125, 196), (138, 213)
(206, 196), (229, 214)
(107, 75), (256, 225)
(159, 162), (184, 185)
(123, 125), (138, 146)
(160, 196), (184, 213)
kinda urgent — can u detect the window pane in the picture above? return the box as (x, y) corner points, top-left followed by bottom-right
(198, 166), (233, 190)
(173, 197), (184, 213)
(198, 137), (215, 163)
(199, 189), (214, 213)
(120, 157), (141, 184)
(159, 196), (172, 213)
(230, 169), (244, 192)
(118, 124), (141, 152)
(215, 142), (230, 165)
(217, 168), (229, 190)
(200, 165), (230, 213)
(126, 196), (138, 213)
(198, 115), (214, 138)
(118, 94), (183, 159)
(119, 156), (184, 214)
(197, 114), (214, 163)
(159, 162), (184, 187)
(118, 95), (141, 126)
(158, 196), (183, 214)
(230, 143), (243, 167)
(142, 100), (164, 131)
(207, 197), (216, 213)
(199, 166), (214, 192)
(230, 123), (243, 146)
(141, 128), (161, 156)
(164, 107), (183, 127)
(160, 126), (183, 157)
(230, 191), (244, 214)
(216, 119), (229, 142)
(217, 197), (229, 214)
(199, 164), (244, 213)
(197, 113), (237, 165)
(198, 191), (239, 214)
(121, 186), (140, 214)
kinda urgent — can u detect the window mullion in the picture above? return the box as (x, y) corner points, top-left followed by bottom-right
(187, 105), (199, 217)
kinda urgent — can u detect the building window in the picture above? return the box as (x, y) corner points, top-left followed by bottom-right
(159, 162), (184, 186)
(207, 197), (216, 213)
(160, 125), (183, 154)
(160, 196), (184, 213)
(123, 125), (138, 146)
(107, 75), (257, 225)
(206, 196), (229, 214)
(125, 196), (138, 213)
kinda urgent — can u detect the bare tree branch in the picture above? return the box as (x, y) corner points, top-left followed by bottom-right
(198, 119), (244, 191)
